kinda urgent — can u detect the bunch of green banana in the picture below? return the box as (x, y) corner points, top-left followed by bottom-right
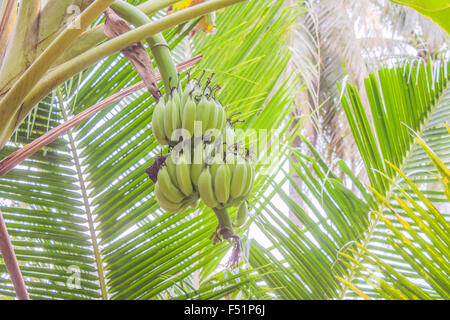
(151, 82), (227, 146)
(148, 72), (254, 267)
(154, 152), (199, 213)
(197, 153), (254, 210)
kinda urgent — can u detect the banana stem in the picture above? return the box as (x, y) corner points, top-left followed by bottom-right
(110, 0), (178, 92)
(213, 207), (235, 239)
(213, 207), (241, 268)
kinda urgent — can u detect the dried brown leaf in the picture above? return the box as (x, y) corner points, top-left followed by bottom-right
(104, 8), (161, 101)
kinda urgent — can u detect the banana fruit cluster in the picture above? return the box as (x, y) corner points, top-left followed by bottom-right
(154, 152), (199, 213)
(152, 82), (227, 146)
(197, 154), (254, 210)
(149, 74), (255, 267)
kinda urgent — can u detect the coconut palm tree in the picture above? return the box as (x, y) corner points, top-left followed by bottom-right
(250, 58), (449, 299)
(0, 0), (448, 300)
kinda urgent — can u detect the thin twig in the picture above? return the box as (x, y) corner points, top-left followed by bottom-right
(0, 210), (29, 300)
(0, 55), (202, 178)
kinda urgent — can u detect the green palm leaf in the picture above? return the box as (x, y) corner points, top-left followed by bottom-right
(249, 59), (449, 299)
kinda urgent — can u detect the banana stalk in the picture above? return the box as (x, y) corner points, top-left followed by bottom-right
(213, 207), (241, 268)
(213, 207), (235, 240)
(110, 0), (178, 91)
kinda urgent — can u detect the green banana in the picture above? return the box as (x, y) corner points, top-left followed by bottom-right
(172, 87), (183, 119)
(153, 81), (229, 148)
(191, 163), (203, 187)
(172, 87), (182, 110)
(214, 164), (231, 204)
(150, 76), (254, 217)
(182, 97), (197, 137)
(209, 156), (221, 178)
(155, 183), (185, 213)
(233, 201), (248, 227)
(176, 153), (193, 196)
(230, 161), (247, 199)
(181, 82), (194, 107)
(157, 167), (185, 203)
(215, 102), (226, 133)
(191, 140), (205, 187)
(165, 154), (179, 185)
(152, 99), (169, 145)
(171, 97), (181, 142)
(206, 99), (218, 132)
(241, 160), (254, 198)
(198, 167), (218, 208)
(196, 96), (212, 135)
(164, 98), (176, 141)
(223, 125), (236, 146)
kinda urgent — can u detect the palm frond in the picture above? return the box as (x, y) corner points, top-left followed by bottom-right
(0, 0), (300, 299)
(249, 58), (449, 299)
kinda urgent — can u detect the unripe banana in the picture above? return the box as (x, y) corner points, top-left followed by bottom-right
(196, 97), (211, 135)
(206, 99), (218, 131)
(182, 97), (196, 136)
(223, 125), (236, 146)
(230, 162), (247, 199)
(157, 167), (185, 203)
(164, 98), (176, 140)
(170, 98), (181, 142)
(181, 82), (195, 107)
(205, 140), (223, 164)
(191, 164), (203, 187)
(165, 154), (178, 185)
(233, 201), (248, 227)
(241, 160), (254, 198)
(214, 164), (231, 204)
(215, 102), (226, 133)
(152, 99), (169, 145)
(209, 157), (221, 178)
(198, 168), (218, 208)
(176, 153), (193, 196)
(172, 87), (182, 110)
(191, 85), (203, 100)
(191, 140), (204, 187)
(173, 88), (186, 133)
(155, 183), (185, 213)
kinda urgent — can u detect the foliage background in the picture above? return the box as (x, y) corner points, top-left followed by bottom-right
(0, 0), (449, 300)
